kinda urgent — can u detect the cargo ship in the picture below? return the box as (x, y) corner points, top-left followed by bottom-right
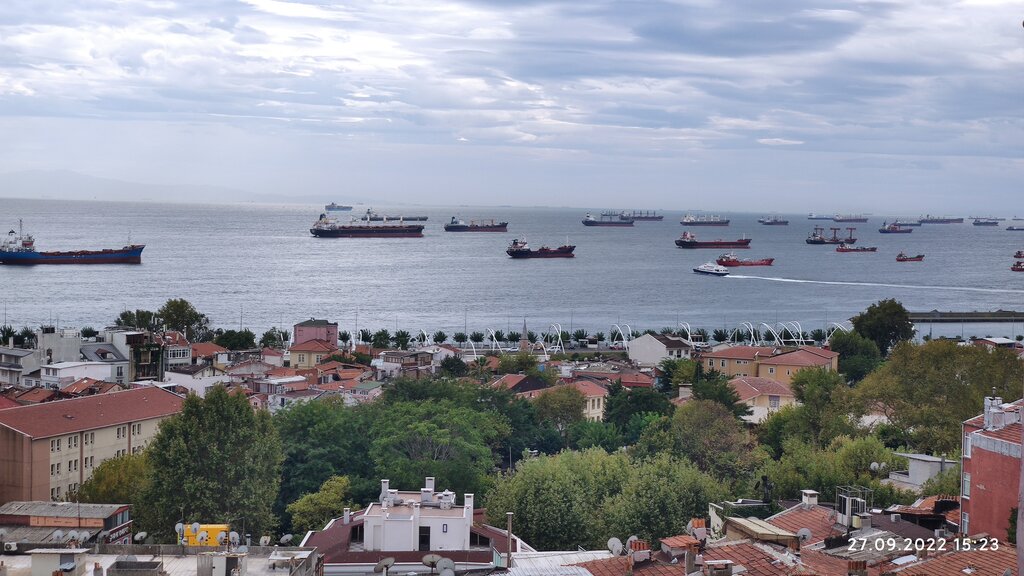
(583, 213), (634, 226)
(807, 213), (834, 220)
(892, 219), (921, 227)
(878, 222), (912, 234)
(919, 215), (964, 224)
(622, 210), (664, 221)
(896, 252), (925, 262)
(836, 243), (876, 253)
(680, 213), (730, 226)
(0, 222), (144, 265)
(806, 226), (857, 245)
(716, 252), (773, 266)
(833, 214), (869, 223)
(973, 218), (999, 226)
(1015, 251), (1024, 259)
(758, 216), (789, 225)
(1008, 227), (1024, 231)
(443, 217), (508, 232)
(675, 231), (751, 249)
(506, 238), (575, 258)
(362, 208), (428, 222)
(326, 203), (353, 212)
(310, 213), (424, 238)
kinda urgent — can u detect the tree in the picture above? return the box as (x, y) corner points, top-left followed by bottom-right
(338, 331), (351, 347)
(657, 358), (697, 393)
(659, 400), (767, 487)
(497, 351), (537, 374)
(851, 298), (915, 356)
(595, 332), (606, 343)
(214, 329), (256, 350)
(259, 327), (288, 349)
(692, 370), (751, 419)
(712, 329), (730, 343)
(157, 298), (212, 341)
(286, 475), (360, 534)
(453, 332), (468, 345)
(809, 329), (827, 344)
(371, 329), (391, 349)
(790, 368), (855, 446)
(469, 331), (485, 344)
(77, 452), (151, 507)
(141, 387), (282, 540)
(829, 330), (882, 382)
(493, 330), (506, 344)
(470, 357), (491, 379)
(358, 329), (372, 344)
(439, 355), (468, 377)
(115, 309), (157, 331)
(527, 331), (538, 343)
(572, 329), (588, 343)
(393, 330), (412, 349)
(432, 330), (448, 344)
(80, 326), (99, 339)
(534, 386), (585, 435)
(15, 326), (36, 348)
(855, 340), (1024, 453)
(920, 462), (961, 497)
(568, 421), (623, 451)
(604, 382), (673, 429)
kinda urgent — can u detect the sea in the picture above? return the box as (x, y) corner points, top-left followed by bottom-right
(2, 198), (1023, 342)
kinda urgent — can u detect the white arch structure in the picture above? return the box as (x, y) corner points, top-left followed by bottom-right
(487, 329), (503, 351)
(611, 324), (632, 352)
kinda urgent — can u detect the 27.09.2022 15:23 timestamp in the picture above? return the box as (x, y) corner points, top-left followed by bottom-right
(848, 537), (999, 553)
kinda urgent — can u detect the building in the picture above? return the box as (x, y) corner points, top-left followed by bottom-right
(701, 346), (777, 378)
(293, 318), (338, 346)
(883, 453), (956, 492)
(103, 331), (165, 382)
(39, 362), (123, 389)
(753, 346), (838, 385)
(79, 343), (130, 385)
(372, 350), (434, 379)
(302, 477), (522, 574)
(191, 342), (230, 369)
(0, 500), (133, 547)
(0, 346), (38, 387)
(288, 339), (338, 369)
(33, 327), (83, 366)
(627, 333), (693, 366)
(490, 374), (550, 398)
(727, 376), (797, 424)
(960, 395), (1022, 541)
(159, 331), (192, 370)
(0, 387), (184, 504)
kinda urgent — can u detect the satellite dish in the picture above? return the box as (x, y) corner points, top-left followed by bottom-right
(191, 522), (201, 535)
(869, 462), (880, 472)
(67, 531), (79, 541)
(439, 570), (455, 576)
(260, 536), (272, 546)
(797, 528), (812, 542)
(216, 531), (227, 544)
(280, 534), (294, 544)
(373, 558), (396, 573)
(422, 554), (442, 568)
(436, 559), (455, 572)
(52, 530), (65, 542)
(229, 531), (240, 544)
(175, 523), (184, 535)
(198, 531), (209, 543)
(625, 535), (638, 550)
(607, 537), (623, 556)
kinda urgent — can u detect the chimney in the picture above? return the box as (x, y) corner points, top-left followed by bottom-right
(425, 477), (435, 492)
(847, 560), (868, 576)
(421, 488), (433, 503)
(7, 336), (12, 348)
(684, 550), (696, 574)
(800, 489), (819, 508)
(379, 479), (390, 503)
(891, 513), (901, 523)
(464, 493), (475, 511)
(705, 559), (733, 576)
(343, 508), (350, 525)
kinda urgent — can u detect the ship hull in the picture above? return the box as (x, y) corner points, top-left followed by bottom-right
(806, 238), (856, 245)
(0, 245), (145, 265)
(920, 218), (964, 224)
(583, 221), (633, 227)
(833, 218), (869, 223)
(879, 228), (912, 234)
(897, 256), (925, 262)
(760, 221), (789, 226)
(444, 223), (508, 232)
(507, 248), (575, 258)
(676, 239), (751, 249)
(1006, 227), (1024, 231)
(311, 226), (424, 238)
(717, 258), (774, 266)
(630, 216), (664, 221)
(681, 221), (730, 226)
(836, 247), (877, 253)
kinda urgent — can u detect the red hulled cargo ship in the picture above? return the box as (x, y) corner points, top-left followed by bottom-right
(716, 252), (773, 266)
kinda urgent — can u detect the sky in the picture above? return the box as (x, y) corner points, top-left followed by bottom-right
(0, 0), (1021, 212)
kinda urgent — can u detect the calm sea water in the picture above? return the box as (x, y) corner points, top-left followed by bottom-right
(2, 198), (1023, 341)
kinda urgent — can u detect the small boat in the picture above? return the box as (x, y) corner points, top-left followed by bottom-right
(758, 216), (789, 225)
(879, 222), (912, 234)
(0, 221), (144, 265)
(583, 212), (634, 226)
(680, 213), (730, 226)
(325, 202), (353, 212)
(1007, 226), (1024, 231)
(836, 243), (877, 253)
(716, 252), (773, 266)
(1014, 250), (1024, 259)
(896, 252), (925, 262)
(1012, 261), (1024, 272)
(443, 216), (508, 232)
(676, 231), (751, 249)
(833, 214), (869, 223)
(506, 238), (575, 258)
(806, 226), (857, 245)
(693, 262), (730, 276)
(621, 210), (664, 221)
(973, 218), (1000, 226)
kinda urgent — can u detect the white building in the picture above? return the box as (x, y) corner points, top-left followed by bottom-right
(627, 333), (693, 367)
(39, 362), (122, 389)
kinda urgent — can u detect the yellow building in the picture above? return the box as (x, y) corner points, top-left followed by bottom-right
(288, 339), (337, 369)
(728, 376), (799, 424)
(702, 345), (838, 385)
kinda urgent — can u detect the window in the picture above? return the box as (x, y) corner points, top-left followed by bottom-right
(298, 354), (306, 364)
(961, 512), (969, 536)
(963, 433), (971, 458)
(56, 462), (61, 474)
(116, 366), (124, 377)
(68, 435), (77, 448)
(51, 463), (56, 476)
(769, 395), (780, 409)
(51, 487), (59, 500)
(768, 367), (775, 375)
(51, 439), (59, 452)
(720, 360), (726, 368)
(132, 423), (142, 435)
(962, 473), (970, 498)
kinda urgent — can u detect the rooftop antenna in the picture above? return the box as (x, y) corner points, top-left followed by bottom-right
(607, 537), (624, 556)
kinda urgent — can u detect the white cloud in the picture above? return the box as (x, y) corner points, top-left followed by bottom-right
(757, 138), (804, 146)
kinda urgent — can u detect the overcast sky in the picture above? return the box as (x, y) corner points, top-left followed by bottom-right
(0, 0), (1021, 212)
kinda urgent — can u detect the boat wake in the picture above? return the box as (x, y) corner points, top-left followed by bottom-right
(727, 275), (1024, 295)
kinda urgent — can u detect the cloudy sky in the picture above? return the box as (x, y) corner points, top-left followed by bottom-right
(0, 0), (1021, 211)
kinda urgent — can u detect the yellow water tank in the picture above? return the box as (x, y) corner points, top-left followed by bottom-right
(183, 524), (232, 546)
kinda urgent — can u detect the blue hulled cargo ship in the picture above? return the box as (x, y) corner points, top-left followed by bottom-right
(0, 221), (145, 265)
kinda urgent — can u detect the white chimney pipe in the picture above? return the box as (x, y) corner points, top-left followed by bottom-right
(464, 493), (474, 511)
(425, 477), (435, 492)
(343, 508), (350, 525)
(800, 489), (819, 508)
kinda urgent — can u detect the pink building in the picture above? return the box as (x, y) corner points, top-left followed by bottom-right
(293, 318), (339, 346)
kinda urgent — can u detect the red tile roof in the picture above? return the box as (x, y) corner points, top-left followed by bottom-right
(893, 546), (1018, 575)
(61, 377), (109, 394)
(289, 339), (338, 353)
(159, 331), (190, 347)
(659, 535), (698, 548)
(702, 540), (790, 576)
(0, 395), (19, 410)
(0, 387), (184, 438)
(563, 379), (608, 398)
(976, 422), (1022, 444)
(757, 347), (836, 367)
(490, 374), (527, 389)
(765, 504), (840, 545)
(702, 346), (778, 360)
(15, 388), (57, 404)
(192, 342), (228, 358)
(261, 347), (283, 356)
(729, 376), (794, 402)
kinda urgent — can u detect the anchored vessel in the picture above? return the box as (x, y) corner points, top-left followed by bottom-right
(807, 213), (834, 220)
(693, 262), (730, 276)
(1007, 226), (1024, 231)
(0, 221), (144, 265)
(310, 213), (425, 238)
(443, 217), (508, 232)
(836, 243), (877, 253)
(362, 208), (429, 222)
(325, 203), (353, 212)
(1013, 261), (1024, 272)
(675, 231), (751, 249)
(583, 213), (634, 226)
(892, 219), (922, 227)
(716, 252), (774, 266)
(622, 210), (664, 221)
(833, 214), (869, 223)
(680, 213), (730, 226)
(758, 216), (789, 225)
(506, 238), (575, 258)
(806, 226), (857, 245)
(919, 215), (964, 224)
(973, 218), (1000, 226)
(879, 222), (912, 234)
(896, 252), (925, 262)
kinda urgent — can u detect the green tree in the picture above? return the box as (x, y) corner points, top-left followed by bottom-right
(572, 329), (589, 344)
(712, 329), (730, 343)
(790, 368), (856, 446)
(493, 330), (506, 344)
(829, 330), (882, 382)
(439, 355), (468, 377)
(661, 400), (767, 487)
(259, 327), (288, 349)
(453, 332), (468, 345)
(115, 309), (157, 331)
(358, 329), (372, 344)
(141, 387), (283, 540)
(595, 332), (606, 343)
(214, 329), (257, 350)
(285, 475), (360, 534)
(692, 370), (751, 419)
(432, 330), (448, 344)
(338, 331), (351, 347)
(470, 356), (491, 380)
(80, 326), (99, 339)
(497, 351), (537, 374)
(851, 298), (915, 356)
(371, 329), (392, 349)
(77, 452), (151, 507)
(527, 331), (538, 343)
(568, 421), (623, 451)
(534, 386), (584, 435)
(393, 330), (412, 349)
(469, 331), (485, 344)
(919, 462), (961, 497)
(604, 382), (673, 429)
(507, 331), (521, 343)
(157, 298), (212, 341)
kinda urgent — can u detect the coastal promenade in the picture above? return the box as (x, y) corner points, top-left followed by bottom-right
(910, 310), (1024, 323)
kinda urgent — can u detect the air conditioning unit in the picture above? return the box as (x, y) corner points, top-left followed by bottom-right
(4, 542), (17, 552)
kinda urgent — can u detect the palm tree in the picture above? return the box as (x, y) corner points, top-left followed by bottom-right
(432, 330), (448, 344)
(810, 329), (827, 344)
(0, 325), (15, 345)
(493, 330), (506, 344)
(507, 331), (521, 343)
(692, 328), (710, 342)
(572, 329), (588, 344)
(527, 331), (538, 344)
(471, 357), (490, 380)
(17, 327), (36, 348)
(393, 330), (412, 349)
(712, 329), (730, 343)
(595, 332), (606, 343)
(469, 331), (485, 344)
(359, 329), (372, 344)
(339, 331), (351, 347)
(453, 332), (468, 345)
(660, 326), (674, 334)
(371, 329), (391, 349)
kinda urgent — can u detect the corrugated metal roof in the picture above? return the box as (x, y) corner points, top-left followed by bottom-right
(0, 500), (127, 519)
